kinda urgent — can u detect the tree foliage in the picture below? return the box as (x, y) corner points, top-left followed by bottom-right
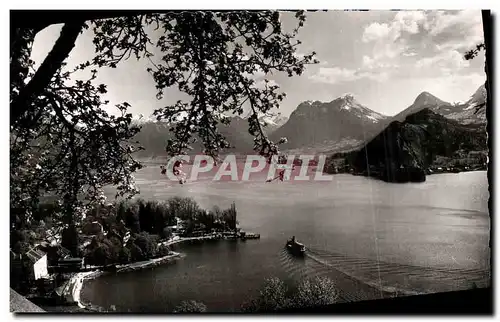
(464, 11), (489, 116)
(464, 42), (487, 115)
(291, 276), (338, 308)
(464, 43), (485, 61)
(82, 197), (238, 266)
(143, 11), (317, 160)
(85, 230), (163, 265)
(173, 300), (208, 313)
(241, 276), (339, 312)
(11, 21), (142, 231)
(245, 276), (290, 312)
(10, 11), (316, 233)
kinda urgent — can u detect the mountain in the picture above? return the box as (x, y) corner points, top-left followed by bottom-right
(132, 109), (291, 158)
(270, 94), (390, 151)
(259, 113), (288, 132)
(130, 121), (172, 157)
(131, 85), (487, 159)
(394, 85), (487, 125)
(132, 118), (250, 157)
(393, 92), (452, 122)
(325, 108), (487, 182)
(217, 116), (256, 153)
(434, 84), (487, 124)
(132, 113), (288, 158)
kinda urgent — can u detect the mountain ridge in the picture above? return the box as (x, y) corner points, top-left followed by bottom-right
(393, 84), (486, 125)
(270, 94), (391, 151)
(131, 85), (486, 158)
(324, 107), (487, 182)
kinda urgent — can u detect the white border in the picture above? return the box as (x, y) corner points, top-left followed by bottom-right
(3, 1), (498, 321)
(4, 0), (500, 10)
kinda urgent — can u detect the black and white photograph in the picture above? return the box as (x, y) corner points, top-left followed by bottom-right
(9, 4), (492, 315)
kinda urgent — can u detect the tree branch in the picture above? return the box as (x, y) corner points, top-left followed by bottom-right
(11, 10), (155, 31)
(11, 22), (85, 125)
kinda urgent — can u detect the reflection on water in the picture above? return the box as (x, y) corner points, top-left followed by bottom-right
(84, 170), (490, 312)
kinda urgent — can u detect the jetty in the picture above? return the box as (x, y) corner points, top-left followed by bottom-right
(244, 233), (260, 239)
(159, 231), (260, 247)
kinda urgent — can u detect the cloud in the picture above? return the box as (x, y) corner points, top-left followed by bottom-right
(362, 22), (392, 42)
(429, 10), (484, 51)
(429, 10), (482, 37)
(362, 55), (375, 67)
(362, 55), (398, 70)
(309, 67), (359, 83)
(361, 10), (483, 55)
(393, 11), (427, 34)
(415, 50), (470, 74)
(357, 10), (483, 85)
(412, 72), (485, 102)
(360, 11), (429, 68)
(361, 10), (427, 43)
(309, 66), (389, 84)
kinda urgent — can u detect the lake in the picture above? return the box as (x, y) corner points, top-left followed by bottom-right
(81, 167), (491, 312)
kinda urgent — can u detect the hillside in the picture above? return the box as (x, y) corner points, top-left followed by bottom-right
(324, 108), (487, 183)
(270, 94), (390, 151)
(394, 85), (487, 125)
(433, 84), (487, 124)
(132, 114), (285, 158)
(131, 85), (487, 159)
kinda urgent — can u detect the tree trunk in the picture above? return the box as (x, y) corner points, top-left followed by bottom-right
(10, 10), (152, 31)
(10, 22), (84, 125)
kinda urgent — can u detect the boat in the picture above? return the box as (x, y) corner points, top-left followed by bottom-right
(285, 236), (306, 256)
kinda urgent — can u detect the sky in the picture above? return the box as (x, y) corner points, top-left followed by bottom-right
(30, 10), (486, 118)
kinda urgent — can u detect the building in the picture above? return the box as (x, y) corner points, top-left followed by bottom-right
(25, 247), (49, 280)
(56, 257), (84, 272)
(37, 242), (71, 264)
(45, 228), (62, 246)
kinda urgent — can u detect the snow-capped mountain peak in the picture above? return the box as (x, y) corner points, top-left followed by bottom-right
(259, 112), (289, 128)
(340, 93), (355, 101)
(330, 94), (386, 122)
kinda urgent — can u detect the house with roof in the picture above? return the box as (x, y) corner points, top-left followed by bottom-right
(45, 228), (62, 246)
(24, 247), (49, 280)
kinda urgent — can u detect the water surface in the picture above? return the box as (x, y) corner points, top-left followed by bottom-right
(82, 169), (490, 312)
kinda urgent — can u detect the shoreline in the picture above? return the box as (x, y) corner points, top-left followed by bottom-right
(159, 235), (223, 247)
(51, 234), (255, 311)
(66, 235), (257, 312)
(61, 251), (183, 311)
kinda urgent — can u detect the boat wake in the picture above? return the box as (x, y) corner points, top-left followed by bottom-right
(277, 248), (386, 302)
(305, 247), (490, 296)
(278, 249), (307, 280)
(276, 244), (489, 303)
